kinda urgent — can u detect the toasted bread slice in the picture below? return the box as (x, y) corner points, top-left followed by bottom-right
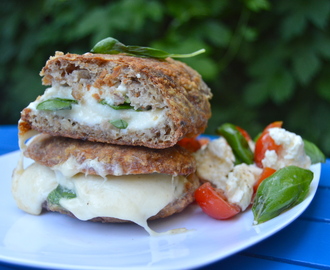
(20, 52), (212, 149)
(24, 134), (196, 176)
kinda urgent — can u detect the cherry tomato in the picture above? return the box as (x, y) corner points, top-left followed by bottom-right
(253, 167), (276, 193)
(236, 126), (252, 142)
(177, 137), (202, 152)
(198, 138), (210, 147)
(195, 182), (241, 220)
(254, 121), (283, 168)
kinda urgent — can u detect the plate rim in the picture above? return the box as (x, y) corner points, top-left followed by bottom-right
(0, 150), (321, 270)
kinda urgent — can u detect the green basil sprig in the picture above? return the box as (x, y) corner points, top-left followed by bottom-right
(91, 37), (205, 59)
(252, 166), (313, 224)
(99, 99), (134, 110)
(303, 139), (326, 164)
(47, 185), (77, 206)
(110, 119), (128, 129)
(216, 123), (254, 165)
(99, 99), (151, 111)
(37, 98), (78, 111)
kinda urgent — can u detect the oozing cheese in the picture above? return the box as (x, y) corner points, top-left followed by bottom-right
(12, 162), (187, 236)
(27, 84), (166, 130)
(17, 121), (39, 150)
(52, 156), (122, 178)
(12, 162), (58, 215)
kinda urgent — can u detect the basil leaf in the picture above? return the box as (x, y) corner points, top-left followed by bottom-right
(47, 185), (77, 205)
(303, 139), (326, 164)
(37, 98), (78, 111)
(216, 123), (254, 165)
(252, 166), (313, 224)
(99, 99), (133, 110)
(91, 37), (205, 59)
(99, 99), (151, 111)
(109, 104), (133, 110)
(90, 37), (126, 55)
(110, 119), (128, 129)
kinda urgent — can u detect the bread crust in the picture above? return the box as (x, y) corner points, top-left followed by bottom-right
(42, 173), (200, 223)
(20, 52), (212, 149)
(25, 134), (196, 176)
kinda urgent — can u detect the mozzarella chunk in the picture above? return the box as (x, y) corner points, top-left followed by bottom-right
(225, 164), (261, 210)
(194, 137), (235, 190)
(194, 138), (262, 210)
(262, 127), (311, 170)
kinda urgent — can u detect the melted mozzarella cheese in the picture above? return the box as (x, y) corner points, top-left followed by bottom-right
(52, 156), (111, 179)
(12, 162), (187, 235)
(17, 120), (40, 150)
(27, 84), (166, 130)
(60, 173), (184, 235)
(12, 162), (58, 215)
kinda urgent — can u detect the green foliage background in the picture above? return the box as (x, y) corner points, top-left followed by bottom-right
(1, 0), (330, 155)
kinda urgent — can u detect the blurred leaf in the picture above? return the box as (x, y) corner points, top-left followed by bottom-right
(166, 0), (226, 23)
(244, 80), (270, 106)
(244, 0), (270, 12)
(292, 46), (321, 85)
(280, 11), (307, 40)
(1, 67), (44, 123)
(185, 57), (219, 81)
(269, 69), (295, 104)
(199, 21), (231, 47)
(74, 8), (109, 38)
(305, 0), (330, 29)
(315, 34), (330, 59)
(241, 26), (258, 42)
(247, 44), (288, 78)
(317, 72), (330, 103)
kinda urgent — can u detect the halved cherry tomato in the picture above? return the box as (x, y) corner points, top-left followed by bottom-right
(253, 167), (276, 193)
(198, 138), (210, 147)
(177, 137), (202, 152)
(178, 137), (210, 152)
(236, 126), (252, 143)
(195, 182), (241, 220)
(254, 121), (283, 168)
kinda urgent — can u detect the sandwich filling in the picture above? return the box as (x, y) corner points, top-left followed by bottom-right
(12, 155), (188, 236)
(27, 84), (166, 131)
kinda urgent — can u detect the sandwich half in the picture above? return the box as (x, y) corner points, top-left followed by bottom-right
(12, 134), (200, 235)
(19, 52), (212, 149)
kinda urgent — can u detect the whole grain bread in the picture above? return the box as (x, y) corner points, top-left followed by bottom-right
(20, 52), (212, 149)
(25, 134), (196, 176)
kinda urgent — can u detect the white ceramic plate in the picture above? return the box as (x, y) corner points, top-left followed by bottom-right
(0, 151), (320, 270)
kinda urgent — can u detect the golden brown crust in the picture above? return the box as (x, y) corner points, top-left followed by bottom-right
(25, 134), (196, 176)
(20, 52), (212, 149)
(42, 173), (200, 223)
(18, 118), (33, 137)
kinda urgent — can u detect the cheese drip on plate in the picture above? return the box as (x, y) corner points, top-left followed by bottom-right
(12, 160), (188, 236)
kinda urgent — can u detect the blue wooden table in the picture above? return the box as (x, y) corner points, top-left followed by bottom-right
(0, 125), (329, 270)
